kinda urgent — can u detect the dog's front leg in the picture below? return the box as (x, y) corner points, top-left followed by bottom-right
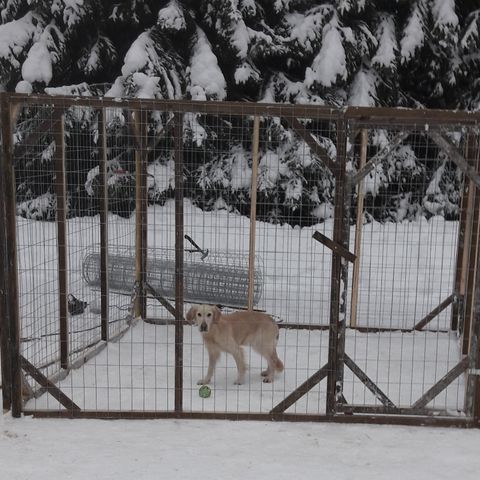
(197, 346), (220, 385)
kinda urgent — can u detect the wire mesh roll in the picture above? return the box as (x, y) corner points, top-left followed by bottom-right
(82, 246), (263, 308)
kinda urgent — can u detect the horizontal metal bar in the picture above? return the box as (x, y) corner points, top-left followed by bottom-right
(337, 404), (461, 417)
(22, 409), (479, 428)
(6, 92), (480, 125)
(345, 106), (480, 125)
(7, 93), (340, 119)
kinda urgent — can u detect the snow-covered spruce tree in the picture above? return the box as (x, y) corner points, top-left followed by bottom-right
(3, 1), (479, 224)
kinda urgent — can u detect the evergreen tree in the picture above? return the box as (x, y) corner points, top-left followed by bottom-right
(1, 1), (477, 224)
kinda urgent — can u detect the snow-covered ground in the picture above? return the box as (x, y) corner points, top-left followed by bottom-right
(1, 411), (479, 480)
(25, 323), (464, 414)
(15, 201), (465, 414)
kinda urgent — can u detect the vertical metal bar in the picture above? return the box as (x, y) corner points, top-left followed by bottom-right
(134, 109), (148, 320)
(98, 109), (109, 341)
(452, 136), (473, 331)
(247, 116), (260, 311)
(463, 135), (480, 354)
(54, 111), (69, 370)
(140, 110), (148, 320)
(1, 95), (22, 416)
(466, 143), (480, 420)
(326, 118), (348, 414)
(350, 129), (367, 328)
(174, 112), (184, 412)
(0, 93), (12, 412)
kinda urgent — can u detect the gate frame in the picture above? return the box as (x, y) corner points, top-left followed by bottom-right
(0, 92), (479, 427)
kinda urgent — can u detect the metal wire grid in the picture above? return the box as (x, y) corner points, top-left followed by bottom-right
(343, 123), (467, 412)
(7, 97), (474, 418)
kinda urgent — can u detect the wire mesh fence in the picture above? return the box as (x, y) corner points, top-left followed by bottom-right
(1, 93), (479, 426)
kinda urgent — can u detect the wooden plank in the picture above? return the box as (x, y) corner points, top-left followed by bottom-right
(412, 356), (469, 409)
(312, 231), (356, 263)
(98, 108), (109, 341)
(53, 111), (69, 370)
(428, 130), (480, 189)
(20, 356), (80, 411)
(350, 129), (368, 328)
(344, 354), (396, 408)
(414, 294), (455, 331)
(285, 116), (335, 173)
(349, 131), (410, 186)
(247, 116), (260, 311)
(174, 112), (184, 413)
(270, 363), (329, 414)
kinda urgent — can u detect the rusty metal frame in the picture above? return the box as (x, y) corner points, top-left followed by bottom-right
(1, 93), (480, 427)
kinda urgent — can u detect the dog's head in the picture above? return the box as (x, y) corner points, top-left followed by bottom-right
(186, 304), (221, 333)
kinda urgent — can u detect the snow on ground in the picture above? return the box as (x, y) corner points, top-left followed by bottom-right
(1, 411), (480, 480)
(25, 323), (464, 414)
(15, 201), (464, 414)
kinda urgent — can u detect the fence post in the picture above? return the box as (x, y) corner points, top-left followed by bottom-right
(1, 94), (22, 416)
(53, 111), (69, 370)
(98, 108), (109, 341)
(247, 116), (260, 311)
(134, 109), (148, 320)
(174, 112), (184, 413)
(326, 118), (349, 414)
(0, 93), (12, 412)
(462, 135), (480, 354)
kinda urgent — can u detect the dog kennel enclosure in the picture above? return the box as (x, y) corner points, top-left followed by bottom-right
(1, 92), (480, 427)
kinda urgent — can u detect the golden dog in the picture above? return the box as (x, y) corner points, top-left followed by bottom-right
(186, 305), (284, 385)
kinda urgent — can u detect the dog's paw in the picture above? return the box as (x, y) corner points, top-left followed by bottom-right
(261, 370), (269, 377)
(197, 379), (210, 385)
(233, 379), (244, 385)
(262, 377), (273, 383)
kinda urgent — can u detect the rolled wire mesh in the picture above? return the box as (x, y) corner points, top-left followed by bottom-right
(82, 246), (263, 309)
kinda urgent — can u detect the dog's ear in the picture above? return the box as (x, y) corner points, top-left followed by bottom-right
(212, 306), (221, 323)
(185, 306), (197, 324)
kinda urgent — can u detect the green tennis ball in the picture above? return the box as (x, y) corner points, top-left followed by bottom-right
(199, 385), (211, 398)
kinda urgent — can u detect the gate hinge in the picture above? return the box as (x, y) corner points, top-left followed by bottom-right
(468, 368), (480, 376)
